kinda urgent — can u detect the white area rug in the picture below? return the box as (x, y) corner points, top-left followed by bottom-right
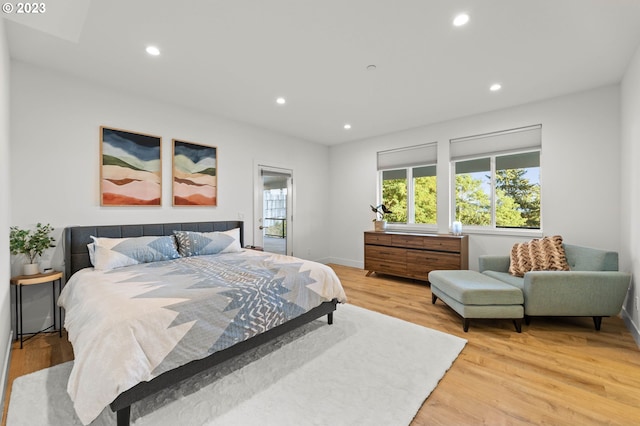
(7, 304), (466, 426)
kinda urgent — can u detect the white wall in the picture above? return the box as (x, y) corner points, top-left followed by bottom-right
(0, 17), (13, 412)
(621, 43), (640, 345)
(9, 56), (636, 343)
(328, 85), (622, 271)
(10, 61), (332, 331)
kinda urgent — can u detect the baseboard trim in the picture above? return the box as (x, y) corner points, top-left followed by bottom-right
(0, 330), (13, 418)
(621, 307), (640, 348)
(326, 257), (364, 269)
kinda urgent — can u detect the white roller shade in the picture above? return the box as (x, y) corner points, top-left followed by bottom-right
(382, 169), (407, 180)
(496, 151), (540, 169)
(413, 165), (436, 178)
(450, 125), (541, 161)
(377, 142), (437, 170)
(261, 169), (292, 177)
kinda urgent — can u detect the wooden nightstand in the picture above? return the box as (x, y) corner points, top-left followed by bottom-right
(10, 271), (63, 349)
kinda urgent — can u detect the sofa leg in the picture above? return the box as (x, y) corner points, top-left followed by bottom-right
(524, 315), (531, 325)
(431, 294), (437, 304)
(513, 319), (522, 333)
(463, 319), (470, 332)
(593, 316), (602, 331)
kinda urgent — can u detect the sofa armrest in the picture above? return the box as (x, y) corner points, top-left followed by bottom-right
(522, 271), (631, 316)
(479, 255), (510, 273)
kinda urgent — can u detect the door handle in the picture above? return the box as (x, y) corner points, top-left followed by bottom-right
(259, 226), (265, 230)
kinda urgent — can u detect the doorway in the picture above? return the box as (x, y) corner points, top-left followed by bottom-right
(254, 165), (293, 256)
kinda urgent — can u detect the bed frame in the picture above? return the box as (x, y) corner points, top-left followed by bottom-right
(64, 220), (338, 426)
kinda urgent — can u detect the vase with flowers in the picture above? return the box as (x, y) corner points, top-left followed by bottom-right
(9, 223), (56, 275)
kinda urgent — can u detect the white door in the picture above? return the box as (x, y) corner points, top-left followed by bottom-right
(254, 165), (293, 255)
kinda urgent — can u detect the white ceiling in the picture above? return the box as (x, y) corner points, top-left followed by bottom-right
(5, 0), (640, 145)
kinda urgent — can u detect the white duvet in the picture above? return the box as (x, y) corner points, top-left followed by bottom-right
(58, 250), (347, 424)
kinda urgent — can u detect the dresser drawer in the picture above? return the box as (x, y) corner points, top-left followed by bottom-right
(404, 269), (431, 281)
(422, 238), (461, 253)
(364, 232), (393, 246)
(391, 234), (424, 248)
(407, 250), (460, 269)
(364, 258), (407, 276)
(407, 249), (461, 273)
(365, 245), (406, 263)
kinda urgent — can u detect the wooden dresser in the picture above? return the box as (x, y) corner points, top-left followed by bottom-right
(364, 231), (468, 281)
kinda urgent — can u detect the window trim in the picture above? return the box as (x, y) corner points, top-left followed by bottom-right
(450, 148), (541, 234)
(377, 142), (438, 230)
(379, 162), (438, 230)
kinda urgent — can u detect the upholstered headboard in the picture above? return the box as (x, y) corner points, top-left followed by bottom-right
(64, 221), (244, 279)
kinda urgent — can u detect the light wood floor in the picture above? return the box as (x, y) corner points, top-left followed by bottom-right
(3, 264), (640, 425)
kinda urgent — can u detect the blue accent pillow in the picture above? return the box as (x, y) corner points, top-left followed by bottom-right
(90, 235), (180, 270)
(173, 228), (241, 257)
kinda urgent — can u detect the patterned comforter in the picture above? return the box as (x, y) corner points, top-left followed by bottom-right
(58, 249), (347, 425)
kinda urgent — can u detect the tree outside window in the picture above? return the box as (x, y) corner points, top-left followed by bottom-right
(381, 165), (437, 225)
(495, 152), (540, 228)
(382, 169), (407, 223)
(454, 151), (540, 229)
(454, 158), (491, 225)
(413, 165), (437, 224)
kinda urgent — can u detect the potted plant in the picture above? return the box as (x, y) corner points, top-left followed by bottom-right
(10, 223), (56, 275)
(370, 204), (391, 231)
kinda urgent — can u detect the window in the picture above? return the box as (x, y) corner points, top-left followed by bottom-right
(263, 188), (287, 237)
(377, 143), (437, 225)
(451, 126), (541, 231)
(413, 165), (437, 224)
(381, 169), (407, 223)
(454, 158), (491, 225)
(495, 152), (540, 228)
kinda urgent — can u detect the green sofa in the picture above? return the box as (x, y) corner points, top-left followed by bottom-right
(479, 244), (631, 330)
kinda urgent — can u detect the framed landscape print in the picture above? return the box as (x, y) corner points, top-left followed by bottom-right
(172, 140), (217, 206)
(100, 126), (162, 206)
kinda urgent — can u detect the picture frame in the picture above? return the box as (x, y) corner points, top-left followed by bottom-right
(100, 126), (162, 206)
(172, 139), (217, 206)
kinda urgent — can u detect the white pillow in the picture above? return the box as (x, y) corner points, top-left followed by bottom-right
(87, 243), (96, 266)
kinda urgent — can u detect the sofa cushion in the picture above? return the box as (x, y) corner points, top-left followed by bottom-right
(429, 270), (523, 305)
(482, 270), (525, 290)
(509, 235), (570, 277)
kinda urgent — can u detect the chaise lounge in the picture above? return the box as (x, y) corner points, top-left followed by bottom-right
(479, 243), (631, 330)
(430, 238), (631, 332)
(429, 270), (524, 332)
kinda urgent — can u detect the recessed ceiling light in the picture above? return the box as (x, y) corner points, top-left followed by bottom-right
(490, 83), (502, 92)
(453, 13), (470, 27)
(344, 124), (352, 130)
(145, 46), (160, 56)
(276, 97), (286, 105)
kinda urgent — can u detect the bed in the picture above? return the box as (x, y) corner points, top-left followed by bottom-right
(61, 220), (347, 425)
